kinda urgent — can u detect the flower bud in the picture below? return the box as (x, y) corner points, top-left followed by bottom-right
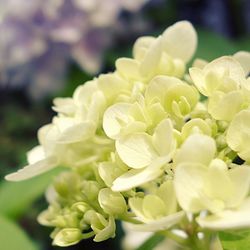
(98, 188), (127, 216)
(53, 228), (82, 247)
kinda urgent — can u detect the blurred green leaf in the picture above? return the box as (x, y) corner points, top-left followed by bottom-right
(196, 29), (239, 61)
(0, 168), (63, 218)
(135, 234), (165, 250)
(219, 230), (250, 250)
(0, 215), (39, 250)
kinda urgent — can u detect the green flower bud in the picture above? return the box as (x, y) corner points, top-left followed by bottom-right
(98, 188), (127, 216)
(53, 228), (82, 247)
(84, 210), (116, 242)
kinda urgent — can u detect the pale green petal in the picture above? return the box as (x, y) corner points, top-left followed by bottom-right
(103, 103), (132, 139)
(174, 163), (208, 213)
(157, 180), (177, 215)
(189, 67), (207, 96)
(124, 211), (185, 232)
(116, 58), (141, 80)
(73, 80), (98, 105)
(208, 91), (244, 121)
(52, 97), (75, 115)
(86, 91), (106, 123)
(204, 56), (245, 84)
(27, 146), (45, 164)
(139, 36), (162, 77)
(226, 166), (250, 207)
(226, 110), (250, 161)
(192, 58), (208, 69)
(57, 122), (96, 144)
(197, 198), (250, 230)
(5, 156), (58, 181)
(175, 134), (216, 166)
(152, 119), (176, 156)
(204, 160), (233, 202)
(165, 84), (199, 116)
(162, 21), (197, 63)
(129, 197), (145, 219)
(98, 162), (127, 187)
(145, 75), (181, 105)
(98, 73), (129, 101)
(111, 157), (168, 191)
(233, 51), (250, 76)
(133, 36), (155, 61)
(93, 216), (115, 242)
(181, 118), (211, 139)
(116, 133), (157, 169)
(142, 195), (166, 220)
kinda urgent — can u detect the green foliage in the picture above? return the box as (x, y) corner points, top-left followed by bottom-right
(196, 29), (250, 61)
(219, 230), (250, 250)
(0, 168), (63, 218)
(0, 216), (39, 250)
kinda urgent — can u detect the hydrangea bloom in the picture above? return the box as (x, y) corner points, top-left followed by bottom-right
(6, 21), (250, 248)
(0, 0), (147, 98)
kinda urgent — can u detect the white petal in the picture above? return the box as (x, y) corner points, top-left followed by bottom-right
(174, 163), (208, 213)
(208, 90), (244, 121)
(27, 145), (45, 164)
(189, 67), (207, 96)
(197, 198), (250, 230)
(5, 156), (58, 181)
(116, 133), (158, 169)
(139, 36), (162, 77)
(152, 119), (176, 156)
(162, 21), (197, 63)
(233, 51), (250, 76)
(133, 36), (156, 61)
(124, 211), (185, 232)
(112, 157), (169, 191)
(145, 75), (181, 105)
(57, 122), (95, 144)
(204, 56), (245, 84)
(227, 166), (250, 207)
(116, 58), (141, 80)
(103, 103), (132, 139)
(226, 109), (250, 161)
(175, 134), (216, 166)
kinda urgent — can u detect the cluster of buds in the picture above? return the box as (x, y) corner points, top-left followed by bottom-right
(6, 21), (250, 248)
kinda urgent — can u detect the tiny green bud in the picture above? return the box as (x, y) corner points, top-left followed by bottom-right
(53, 228), (82, 247)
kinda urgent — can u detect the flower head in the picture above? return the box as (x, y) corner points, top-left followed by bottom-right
(5, 21), (250, 247)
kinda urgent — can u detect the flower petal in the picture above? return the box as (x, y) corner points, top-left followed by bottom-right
(111, 157), (168, 191)
(57, 122), (96, 144)
(5, 156), (58, 181)
(175, 134), (216, 166)
(124, 211), (185, 232)
(162, 21), (197, 63)
(197, 198), (250, 230)
(233, 51), (250, 76)
(116, 133), (157, 169)
(152, 119), (176, 156)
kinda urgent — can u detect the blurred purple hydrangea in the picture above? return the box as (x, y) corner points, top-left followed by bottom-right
(0, 0), (148, 98)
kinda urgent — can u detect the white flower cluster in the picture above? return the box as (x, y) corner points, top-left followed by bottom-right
(6, 21), (250, 247)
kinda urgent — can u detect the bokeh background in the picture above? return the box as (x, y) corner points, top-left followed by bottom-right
(0, 0), (249, 249)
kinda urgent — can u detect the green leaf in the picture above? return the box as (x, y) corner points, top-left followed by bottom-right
(196, 29), (239, 61)
(0, 215), (39, 250)
(219, 230), (250, 250)
(0, 168), (63, 218)
(136, 234), (165, 250)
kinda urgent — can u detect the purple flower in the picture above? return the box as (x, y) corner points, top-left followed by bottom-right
(0, 0), (148, 98)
